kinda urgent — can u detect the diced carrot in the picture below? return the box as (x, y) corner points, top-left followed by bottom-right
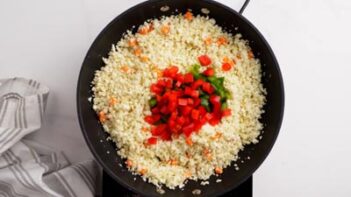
(139, 168), (148, 175)
(169, 159), (178, 165)
(108, 97), (118, 106)
(184, 170), (192, 178)
(203, 148), (212, 161)
(98, 111), (106, 123)
(223, 56), (236, 66)
(204, 37), (212, 45)
(211, 131), (223, 140)
(134, 48), (142, 56)
(141, 126), (149, 132)
(215, 167), (223, 174)
(184, 11), (193, 21)
(248, 50), (254, 59)
(161, 25), (170, 35)
(125, 159), (133, 168)
(140, 55), (149, 62)
(138, 25), (150, 35)
(217, 36), (228, 46)
(120, 65), (129, 73)
(186, 137), (193, 146)
(128, 38), (138, 47)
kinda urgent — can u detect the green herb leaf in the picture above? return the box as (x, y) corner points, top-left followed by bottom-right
(149, 98), (157, 108)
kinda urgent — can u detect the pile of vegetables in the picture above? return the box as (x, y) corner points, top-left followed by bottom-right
(144, 55), (232, 144)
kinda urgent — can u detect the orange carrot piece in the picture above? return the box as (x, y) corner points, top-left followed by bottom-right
(161, 25), (170, 35)
(248, 50), (254, 59)
(141, 126), (149, 132)
(120, 65), (129, 73)
(138, 25), (150, 35)
(217, 36), (228, 46)
(125, 159), (133, 168)
(215, 167), (223, 174)
(184, 11), (193, 21)
(108, 97), (118, 106)
(184, 170), (192, 178)
(186, 137), (193, 146)
(140, 56), (149, 62)
(204, 37), (212, 45)
(211, 131), (223, 140)
(139, 168), (148, 175)
(128, 38), (138, 47)
(98, 111), (106, 123)
(134, 48), (142, 56)
(223, 56), (236, 66)
(169, 159), (178, 166)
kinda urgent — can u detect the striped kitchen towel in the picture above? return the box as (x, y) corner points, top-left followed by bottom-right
(0, 78), (100, 197)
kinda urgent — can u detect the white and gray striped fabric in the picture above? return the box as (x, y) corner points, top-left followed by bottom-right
(0, 78), (100, 197)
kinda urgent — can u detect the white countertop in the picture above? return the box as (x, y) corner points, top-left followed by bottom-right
(1, 0), (351, 196)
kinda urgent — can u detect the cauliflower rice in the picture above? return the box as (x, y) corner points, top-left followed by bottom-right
(92, 14), (265, 189)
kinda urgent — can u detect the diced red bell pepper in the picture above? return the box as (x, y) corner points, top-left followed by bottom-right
(187, 98), (194, 105)
(178, 98), (188, 106)
(163, 66), (179, 78)
(209, 117), (220, 126)
(190, 90), (199, 98)
(157, 79), (166, 87)
(193, 121), (202, 132)
(176, 116), (185, 126)
(199, 117), (207, 125)
(171, 124), (182, 134)
(170, 111), (178, 121)
(160, 105), (169, 114)
(168, 119), (176, 128)
(183, 73), (194, 83)
(204, 113), (213, 121)
(156, 95), (162, 102)
(198, 106), (207, 116)
(209, 95), (221, 105)
(181, 105), (192, 116)
(184, 87), (193, 96)
(147, 137), (158, 145)
(152, 114), (161, 122)
(222, 108), (232, 117)
(175, 81), (182, 87)
(202, 82), (214, 94)
(144, 115), (154, 124)
(182, 123), (194, 137)
(165, 78), (173, 88)
(191, 109), (200, 120)
(192, 79), (204, 89)
(203, 67), (214, 76)
(151, 124), (167, 135)
(168, 101), (177, 111)
(150, 84), (163, 94)
(193, 98), (201, 107)
(151, 107), (159, 114)
(222, 62), (232, 71)
(160, 132), (172, 141)
(183, 116), (191, 126)
(198, 55), (212, 66)
(176, 73), (184, 83)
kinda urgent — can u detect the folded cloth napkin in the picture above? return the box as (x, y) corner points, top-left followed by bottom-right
(0, 78), (100, 197)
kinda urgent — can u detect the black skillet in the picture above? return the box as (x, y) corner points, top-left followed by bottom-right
(77, 0), (284, 196)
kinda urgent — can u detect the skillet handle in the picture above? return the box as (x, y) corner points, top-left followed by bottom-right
(239, 0), (250, 14)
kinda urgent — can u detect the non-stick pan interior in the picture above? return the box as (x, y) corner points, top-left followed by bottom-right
(77, 0), (284, 196)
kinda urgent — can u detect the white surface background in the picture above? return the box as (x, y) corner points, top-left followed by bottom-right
(1, 0), (351, 196)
